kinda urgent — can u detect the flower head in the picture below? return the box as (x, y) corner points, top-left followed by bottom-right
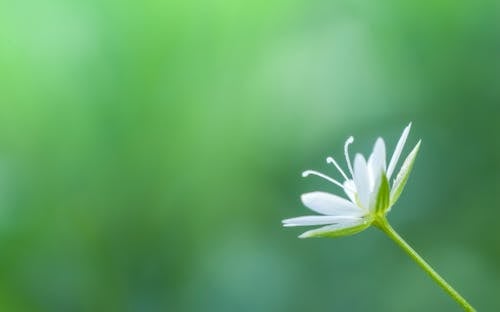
(283, 123), (421, 238)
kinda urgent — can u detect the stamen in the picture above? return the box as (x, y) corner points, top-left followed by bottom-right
(302, 170), (345, 189)
(344, 136), (354, 177)
(326, 156), (349, 181)
(303, 170), (356, 193)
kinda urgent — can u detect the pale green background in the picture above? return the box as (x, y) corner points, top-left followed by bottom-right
(0, 0), (499, 311)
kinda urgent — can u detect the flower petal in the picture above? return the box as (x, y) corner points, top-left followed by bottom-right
(282, 215), (362, 227)
(367, 137), (386, 190)
(389, 140), (421, 209)
(353, 154), (370, 209)
(387, 123), (412, 180)
(298, 218), (371, 238)
(301, 192), (363, 216)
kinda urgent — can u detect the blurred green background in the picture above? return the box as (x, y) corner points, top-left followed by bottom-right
(0, 0), (499, 311)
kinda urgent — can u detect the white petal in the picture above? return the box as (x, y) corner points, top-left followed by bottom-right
(353, 154), (370, 209)
(301, 192), (363, 216)
(387, 123), (412, 180)
(367, 138), (386, 190)
(282, 215), (362, 227)
(298, 219), (369, 238)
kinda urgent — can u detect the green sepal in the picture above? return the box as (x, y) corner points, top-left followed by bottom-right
(300, 220), (372, 239)
(375, 173), (390, 215)
(390, 140), (421, 207)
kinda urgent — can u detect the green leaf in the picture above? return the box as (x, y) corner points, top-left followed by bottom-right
(390, 140), (421, 207)
(299, 220), (372, 239)
(375, 173), (390, 214)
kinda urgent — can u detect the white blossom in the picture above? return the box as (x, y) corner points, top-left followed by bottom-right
(283, 123), (421, 238)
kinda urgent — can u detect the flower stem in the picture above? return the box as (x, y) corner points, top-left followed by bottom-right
(375, 218), (476, 312)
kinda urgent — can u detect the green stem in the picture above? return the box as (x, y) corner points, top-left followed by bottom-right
(375, 218), (476, 312)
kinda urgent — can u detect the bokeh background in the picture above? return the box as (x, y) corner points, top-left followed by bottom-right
(0, 0), (499, 311)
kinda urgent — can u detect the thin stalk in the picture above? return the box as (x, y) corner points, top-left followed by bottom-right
(375, 218), (476, 312)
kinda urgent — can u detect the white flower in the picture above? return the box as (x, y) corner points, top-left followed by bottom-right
(283, 123), (421, 238)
